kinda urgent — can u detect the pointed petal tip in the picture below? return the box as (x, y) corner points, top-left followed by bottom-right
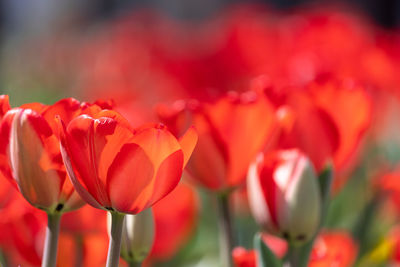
(179, 126), (198, 167)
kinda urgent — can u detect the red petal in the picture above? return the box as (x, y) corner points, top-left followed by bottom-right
(206, 93), (277, 188)
(147, 150), (184, 207)
(0, 110), (18, 187)
(132, 126), (182, 171)
(106, 143), (154, 213)
(178, 126), (198, 167)
(64, 115), (111, 208)
(10, 109), (62, 209)
(311, 81), (371, 170)
(0, 95), (11, 120)
(41, 98), (82, 134)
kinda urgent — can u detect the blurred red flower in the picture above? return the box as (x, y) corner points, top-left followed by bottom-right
(309, 231), (358, 267)
(158, 91), (276, 191)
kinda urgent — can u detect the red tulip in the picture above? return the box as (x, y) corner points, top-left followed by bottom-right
(58, 109), (197, 214)
(308, 79), (371, 172)
(247, 149), (321, 243)
(232, 247), (256, 267)
(0, 98), (102, 212)
(158, 91), (276, 191)
(309, 231), (358, 267)
(258, 77), (371, 190)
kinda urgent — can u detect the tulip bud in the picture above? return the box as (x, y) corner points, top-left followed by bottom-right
(248, 149), (321, 245)
(108, 208), (155, 264)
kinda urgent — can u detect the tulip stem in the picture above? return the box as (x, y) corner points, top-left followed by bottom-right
(287, 245), (301, 267)
(216, 193), (234, 267)
(42, 212), (62, 267)
(106, 212), (126, 267)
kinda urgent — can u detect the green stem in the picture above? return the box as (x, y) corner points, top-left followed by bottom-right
(41, 212), (62, 267)
(216, 193), (234, 267)
(106, 212), (125, 267)
(287, 245), (301, 267)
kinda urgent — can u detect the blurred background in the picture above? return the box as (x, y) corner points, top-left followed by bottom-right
(2, 1), (400, 266)
(1, 0), (400, 106)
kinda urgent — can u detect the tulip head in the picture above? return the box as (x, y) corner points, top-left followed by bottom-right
(158, 91), (276, 192)
(248, 149), (321, 245)
(59, 110), (197, 214)
(1, 107), (83, 212)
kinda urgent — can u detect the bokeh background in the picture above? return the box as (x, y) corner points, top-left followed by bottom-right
(2, 0), (400, 266)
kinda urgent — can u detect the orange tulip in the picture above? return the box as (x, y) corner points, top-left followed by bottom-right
(0, 98), (103, 213)
(58, 109), (197, 214)
(158, 91), (276, 191)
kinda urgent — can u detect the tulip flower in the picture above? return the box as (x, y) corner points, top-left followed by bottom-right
(58, 109), (197, 267)
(0, 98), (106, 267)
(257, 77), (371, 190)
(247, 149), (321, 245)
(158, 91), (276, 192)
(309, 231), (358, 267)
(158, 91), (276, 267)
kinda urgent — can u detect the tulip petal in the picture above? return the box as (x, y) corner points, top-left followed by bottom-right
(0, 110), (18, 187)
(42, 98), (82, 134)
(206, 94), (277, 187)
(185, 131), (227, 190)
(132, 125), (182, 170)
(10, 109), (61, 209)
(178, 126), (198, 167)
(106, 143), (154, 213)
(312, 82), (371, 170)
(63, 115), (111, 207)
(147, 150), (184, 207)
(0, 95), (11, 119)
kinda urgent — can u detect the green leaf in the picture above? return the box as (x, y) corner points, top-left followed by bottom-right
(254, 233), (282, 267)
(318, 164), (334, 226)
(318, 164), (334, 205)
